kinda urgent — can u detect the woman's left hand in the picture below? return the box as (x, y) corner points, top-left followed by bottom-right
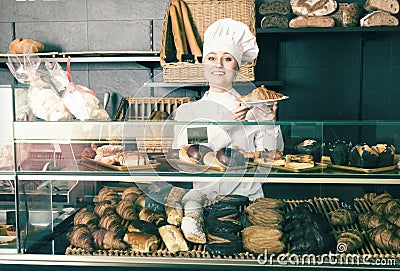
(253, 102), (278, 122)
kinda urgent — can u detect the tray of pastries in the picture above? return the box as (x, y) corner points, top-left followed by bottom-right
(324, 142), (397, 173)
(162, 145), (253, 173)
(80, 144), (158, 171)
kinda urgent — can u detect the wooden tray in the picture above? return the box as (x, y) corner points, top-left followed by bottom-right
(255, 161), (327, 173)
(81, 157), (159, 171)
(326, 163), (397, 173)
(167, 159), (252, 173)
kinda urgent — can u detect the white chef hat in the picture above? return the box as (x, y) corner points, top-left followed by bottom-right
(202, 18), (259, 66)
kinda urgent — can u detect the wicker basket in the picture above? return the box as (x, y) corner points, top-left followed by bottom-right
(160, 0), (256, 82)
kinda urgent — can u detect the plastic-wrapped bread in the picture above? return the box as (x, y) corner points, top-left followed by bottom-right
(62, 84), (109, 121)
(28, 86), (72, 121)
(181, 216), (206, 244)
(158, 225), (189, 253)
(9, 38), (44, 54)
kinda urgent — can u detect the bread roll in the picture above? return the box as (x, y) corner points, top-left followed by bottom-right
(360, 11), (399, 27)
(289, 16), (335, 28)
(158, 225), (189, 253)
(9, 38), (44, 54)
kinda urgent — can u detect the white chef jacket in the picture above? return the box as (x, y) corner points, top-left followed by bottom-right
(172, 89), (284, 200)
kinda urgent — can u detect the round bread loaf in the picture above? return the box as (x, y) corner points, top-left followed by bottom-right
(9, 38), (44, 54)
(179, 144), (213, 164)
(216, 147), (246, 167)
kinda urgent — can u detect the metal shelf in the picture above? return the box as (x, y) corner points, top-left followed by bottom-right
(0, 51), (161, 64)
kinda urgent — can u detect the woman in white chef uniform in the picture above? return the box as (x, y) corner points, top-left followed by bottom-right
(172, 18), (284, 200)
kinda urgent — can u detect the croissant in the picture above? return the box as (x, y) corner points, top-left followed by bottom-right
(69, 225), (94, 252)
(102, 230), (128, 250)
(371, 193), (393, 204)
(387, 213), (400, 228)
(94, 200), (116, 217)
(74, 208), (99, 232)
(329, 208), (356, 226)
(358, 211), (393, 231)
(372, 199), (400, 216)
(139, 208), (166, 227)
(121, 186), (143, 201)
(98, 187), (120, 204)
(116, 199), (142, 220)
(237, 85), (284, 102)
(92, 228), (107, 250)
(370, 225), (400, 252)
(99, 214), (126, 238)
(337, 229), (364, 252)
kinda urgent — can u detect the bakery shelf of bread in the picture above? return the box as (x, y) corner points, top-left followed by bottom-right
(257, 26), (400, 34)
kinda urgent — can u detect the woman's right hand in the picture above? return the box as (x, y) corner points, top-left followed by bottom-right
(224, 104), (252, 121)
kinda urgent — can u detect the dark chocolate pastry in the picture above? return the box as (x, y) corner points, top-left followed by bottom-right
(296, 139), (322, 162)
(205, 218), (243, 235)
(373, 144), (395, 167)
(128, 220), (159, 237)
(206, 232), (243, 256)
(215, 194), (249, 207)
(328, 140), (351, 166)
(205, 206), (239, 221)
(216, 147), (247, 167)
(349, 144), (379, 168)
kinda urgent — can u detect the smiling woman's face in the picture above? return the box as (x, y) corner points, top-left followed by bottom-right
(203, 51), (239, 92)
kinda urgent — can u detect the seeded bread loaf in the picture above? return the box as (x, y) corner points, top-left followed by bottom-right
(259, 1), (291, 15)
(289, 16), (335, 27)
(360, 10), (399, 27)
(261, 13), (290, 28)
(330, 3), (364, 26)
(364, 0), (399, 14)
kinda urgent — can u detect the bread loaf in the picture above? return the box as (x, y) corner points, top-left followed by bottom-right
(329, 3), (364, 26)
(259, 1), (291, 15)
(360, 11), (399, 27)
(180, 0), (202, 58)
(9, 38), (44, 54)
(169, 4), (185, 62)
(261, 14), (290, 28)
(290, 0), (337, 16)
(289, 16), (335, 27)
(364, 0), (399, 14)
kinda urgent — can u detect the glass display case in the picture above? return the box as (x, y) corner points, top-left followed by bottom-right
(1, 84), (400, 270)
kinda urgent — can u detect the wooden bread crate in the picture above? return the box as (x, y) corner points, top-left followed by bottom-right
(113, 96), (195, 121)
(113, 96), (195, 153)
(160, 0), (256, 82)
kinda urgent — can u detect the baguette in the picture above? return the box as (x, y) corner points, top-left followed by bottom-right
(360, 11), (399, 27)
(180, 0), (202, 58)
(364, 0), (399, 14)
(169, 4), (185, 61)
(289, 16), (335, 28)
(172, 0), (188, 54)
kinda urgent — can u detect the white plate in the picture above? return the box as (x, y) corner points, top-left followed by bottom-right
(240, 96), (289, 105)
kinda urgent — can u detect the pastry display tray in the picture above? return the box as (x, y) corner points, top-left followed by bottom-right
(81, 157), (159, 171)
(321, 156), (397, 173)
(63, 196), (400, 262)
(165, 159), (253, 173)
(256, 162), (327, 172)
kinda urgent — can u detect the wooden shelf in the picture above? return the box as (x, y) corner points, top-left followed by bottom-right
(257, 26), (400, 34)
